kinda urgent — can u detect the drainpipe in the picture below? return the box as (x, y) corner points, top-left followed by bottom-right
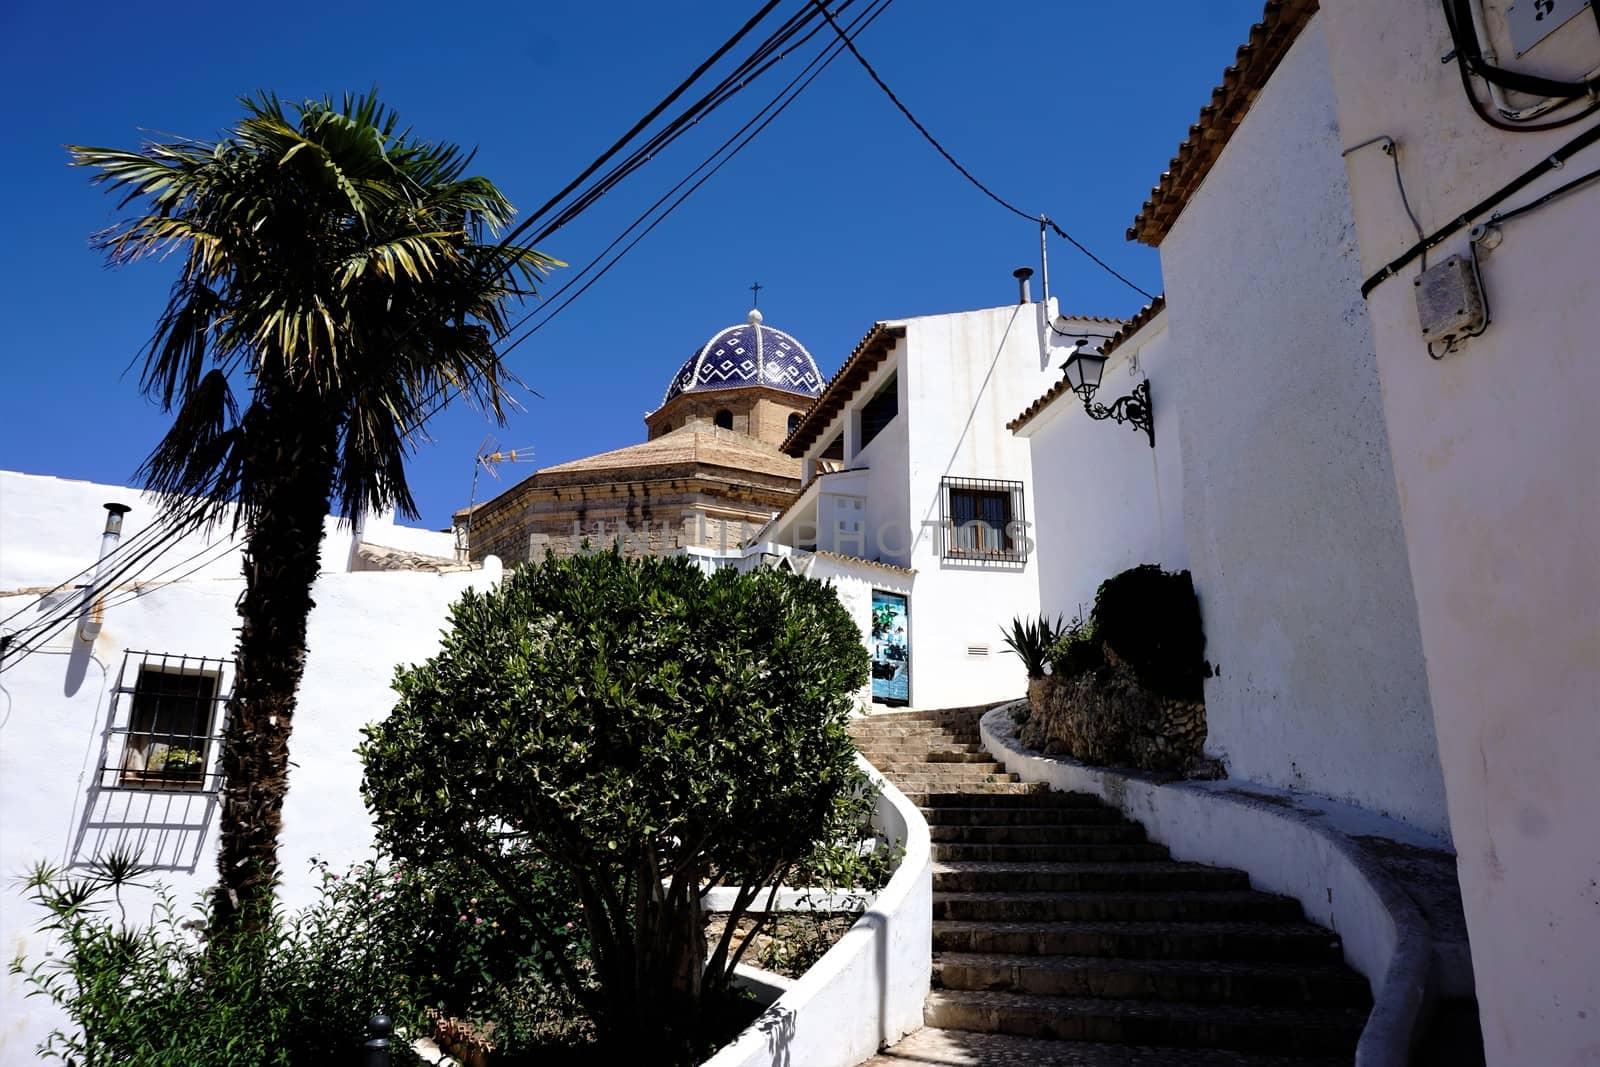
(78, 503), (131, 643)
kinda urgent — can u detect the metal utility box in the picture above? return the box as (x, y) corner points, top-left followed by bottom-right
(1414, 255), (1487, 344)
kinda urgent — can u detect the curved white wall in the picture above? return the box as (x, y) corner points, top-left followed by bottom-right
(702, 756), (930, 1067)
(980, 706), (1433, 1067)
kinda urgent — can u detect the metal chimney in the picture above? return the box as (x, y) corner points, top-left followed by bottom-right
(79, 503), (131, 642)
(1013, 266), (1034, 305)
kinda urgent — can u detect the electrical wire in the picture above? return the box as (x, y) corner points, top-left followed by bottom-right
(1342, 136), (1428, 272)
(1361, 116), (1600, 297)
(807, 0), (1155, 300)
(497, 0), (898, 359)
(491, 0), (791, 256)
(1441, 0), (1600, 132)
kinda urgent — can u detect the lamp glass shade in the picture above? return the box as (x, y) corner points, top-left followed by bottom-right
(1064, 350), (1107, 394)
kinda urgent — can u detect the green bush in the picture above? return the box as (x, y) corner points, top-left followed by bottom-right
(1091, 565), (1206, 700)
(360, 550), (872, 1060)
(12, 853), (425, 1067)
(1000, 614), (1068, 679)
(1047, 614), (1104, 679)
(378, 847), (587, 1021)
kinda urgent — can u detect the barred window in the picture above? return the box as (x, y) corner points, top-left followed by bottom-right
(102, 653), (229, 792)
(939, 477), (1028, 564)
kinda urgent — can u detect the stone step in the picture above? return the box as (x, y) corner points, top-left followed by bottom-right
(932, 919), (1345, 963)
(901, 787), (1047, 806)
(878, 761), (1009, 777)
(933, 890), (1307, 924)
(858, 748), (990, 763)
(922, 805), (1129, 827)
(933, 862), (1251, 894)
(899, 781), (1037, 798)
(923, 990), (1366, 1055)
(933, 952), (1372, 1007)
(859, 1027), (1355, 1067)
(920, 791), (1105, 809)
(931, 841), (1172, 863)
(929, 823), (1148, 845)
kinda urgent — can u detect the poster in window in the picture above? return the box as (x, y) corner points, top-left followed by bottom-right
(870, 590), (910, 705)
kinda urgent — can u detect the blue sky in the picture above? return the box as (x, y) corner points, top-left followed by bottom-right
(0, 0), (1264, 530)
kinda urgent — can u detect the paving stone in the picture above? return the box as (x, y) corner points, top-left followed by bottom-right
(859, 1027), (1353, 1066)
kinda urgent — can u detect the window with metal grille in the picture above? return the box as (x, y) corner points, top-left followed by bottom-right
(939, 477), (1028, 564)
(100, 652), (229, 792)
(857, 374), (898, 453)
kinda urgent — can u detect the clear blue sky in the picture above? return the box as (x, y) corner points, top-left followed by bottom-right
(0, 0), (1264, 531)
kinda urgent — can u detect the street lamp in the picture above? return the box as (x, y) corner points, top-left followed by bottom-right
(1061, 341), (1154, 448)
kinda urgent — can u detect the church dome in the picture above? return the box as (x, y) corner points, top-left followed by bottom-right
(661, 309), (824, 406)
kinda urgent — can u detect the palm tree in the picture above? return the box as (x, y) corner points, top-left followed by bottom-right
(70, 91), (559, 929)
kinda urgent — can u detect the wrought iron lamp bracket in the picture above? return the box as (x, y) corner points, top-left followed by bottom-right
(1078, 378), (1154, 448)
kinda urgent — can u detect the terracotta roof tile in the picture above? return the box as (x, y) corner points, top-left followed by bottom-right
(1008, 297), (1167, 433)
(1128, 0), (1319, 247)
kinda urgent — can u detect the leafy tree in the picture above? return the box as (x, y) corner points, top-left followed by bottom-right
(69, 92), (558, 929)
(360, 551), (872, 1057)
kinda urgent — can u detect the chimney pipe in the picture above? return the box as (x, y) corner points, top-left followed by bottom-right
(1013, 266), (1034, 305)
(79, 503), (131, 643)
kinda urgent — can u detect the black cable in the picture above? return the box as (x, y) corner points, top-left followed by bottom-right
(1441, 0), (1600, 131)
(1361, 116), (1600, 297)
(808, 0), (1155, 300)
(492, 0), (789, 255)
(498, 0), (897, 359)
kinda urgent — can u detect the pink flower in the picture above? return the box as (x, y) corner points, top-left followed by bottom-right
(459, 914), (469, 922)
(392, 873), (402, 882)
(565, 922), (575, 931)
(475, 917), (484, 926)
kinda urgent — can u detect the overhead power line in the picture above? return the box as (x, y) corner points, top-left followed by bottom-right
(807, 0), (1156, 301)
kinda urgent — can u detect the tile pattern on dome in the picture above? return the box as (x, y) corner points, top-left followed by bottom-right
(662, 322), (824, 405)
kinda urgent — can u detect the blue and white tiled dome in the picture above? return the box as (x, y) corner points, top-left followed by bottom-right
(661, 309), (824, 406)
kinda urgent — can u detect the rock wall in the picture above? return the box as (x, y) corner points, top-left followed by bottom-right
(1020, 654), (1208, 774)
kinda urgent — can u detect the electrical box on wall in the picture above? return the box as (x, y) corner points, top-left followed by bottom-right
(1414, 255), (1487, 344)
(1507, 0), (1594, 57)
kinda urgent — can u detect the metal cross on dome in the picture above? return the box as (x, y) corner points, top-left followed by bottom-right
(750, 281), (763, 308)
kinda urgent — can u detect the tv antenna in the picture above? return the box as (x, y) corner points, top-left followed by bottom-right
(460, 436), (535, 559)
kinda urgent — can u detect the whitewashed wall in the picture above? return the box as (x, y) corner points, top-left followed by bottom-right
(897, 304), (1057, 707)
(0, 472), (492, 1064)
(1320, 2), (1600, 1061)
(1021, 314), (1187, 623)
(1155, 16), (1448, 840)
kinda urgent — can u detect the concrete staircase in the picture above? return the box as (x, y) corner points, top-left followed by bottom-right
(853, 708), (1372, 1066)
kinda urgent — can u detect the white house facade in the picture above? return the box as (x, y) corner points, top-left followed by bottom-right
(749, 297), (1118, 710)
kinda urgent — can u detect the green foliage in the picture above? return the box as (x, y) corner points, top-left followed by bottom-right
(1048, 614), (1105, 680)
(1000, 613), (1068, 679)
(1046, 566), (1206, 700)
(12, 853), (424, 1067)
(68, 90), (560, 529)
(1092, 565), (1207, 700)
(366, 848), (587, 1020)
(360, 550), (872, 1056)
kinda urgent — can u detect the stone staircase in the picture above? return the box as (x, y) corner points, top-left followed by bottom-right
(852, 708), (1372, 1066)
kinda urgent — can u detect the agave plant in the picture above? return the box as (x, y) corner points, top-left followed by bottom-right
(1000, 614), (1068, 679)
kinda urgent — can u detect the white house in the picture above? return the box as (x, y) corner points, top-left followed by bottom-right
(742, 290), (1119, 710)
(0, 470), (498, 1065)
(1316, 1), (1600, 1062)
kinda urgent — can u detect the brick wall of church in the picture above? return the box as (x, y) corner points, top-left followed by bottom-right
(463, 477), (792, 564)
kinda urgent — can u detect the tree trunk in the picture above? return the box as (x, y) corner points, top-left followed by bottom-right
(212, 420), (335, 931)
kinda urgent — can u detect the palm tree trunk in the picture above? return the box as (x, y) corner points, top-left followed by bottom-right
(213, 422), (336, 930)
